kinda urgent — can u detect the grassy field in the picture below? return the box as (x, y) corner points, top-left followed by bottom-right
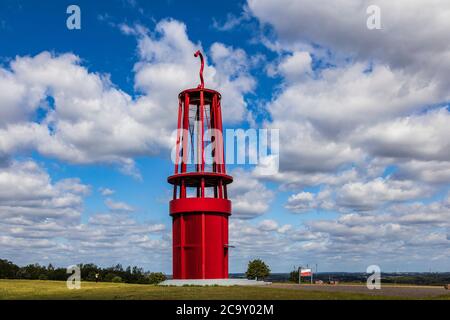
(1, 280), (449, 300)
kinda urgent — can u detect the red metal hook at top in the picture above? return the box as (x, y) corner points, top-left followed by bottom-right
(194, 50), (204, 89)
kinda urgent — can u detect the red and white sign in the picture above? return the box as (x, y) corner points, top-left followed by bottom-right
(300, 268), (312, 276)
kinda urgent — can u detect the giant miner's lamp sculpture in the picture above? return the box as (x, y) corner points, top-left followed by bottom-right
(161, 51), (270, 286)
(168, 51), (233, 280)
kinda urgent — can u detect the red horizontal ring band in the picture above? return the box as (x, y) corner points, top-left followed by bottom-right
(170, 198), (231, 215)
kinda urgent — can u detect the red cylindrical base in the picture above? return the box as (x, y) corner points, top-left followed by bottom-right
(172, 212), (229, 279)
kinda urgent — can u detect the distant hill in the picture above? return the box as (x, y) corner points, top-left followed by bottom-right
(231, 272), (450, 286)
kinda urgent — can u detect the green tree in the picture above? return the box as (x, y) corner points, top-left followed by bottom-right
(38, 274), (48, 280)
(245, 259), (270, 280)
(0, 259), (20, 279)
(104, 272), (117, 282)
(87, 271), (97, 281)
(289, 268), (299, 283)
(80, 263), (99, 281)
(148, 272), (166, 284)
(21, 263), (46, 279)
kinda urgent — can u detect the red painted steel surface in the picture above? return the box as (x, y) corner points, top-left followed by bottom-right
(170, 198), (231, 215)
(169, 51), (232, 279)
(172, 213), (229, 279)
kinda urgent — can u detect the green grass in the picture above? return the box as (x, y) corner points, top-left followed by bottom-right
(0, 279), (416, 300)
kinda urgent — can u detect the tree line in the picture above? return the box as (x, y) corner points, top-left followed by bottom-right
(0, 259), (166, 284)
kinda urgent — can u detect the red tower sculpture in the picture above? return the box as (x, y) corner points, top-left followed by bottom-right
(168, 51), (233, 279)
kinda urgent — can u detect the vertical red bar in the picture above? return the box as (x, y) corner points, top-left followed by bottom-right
(224, 185), (228, 199)
(173, 98), (183, 200)
(216, 98), (225, 173)
(172, 218), (179, 278)
(201, 178), (205, 198)
(223, 215), (228, 278)
(181, 94), (190, 199)
(180, 214), (185, 279)
(218, 179), (223, 199)
(211, 94), (218, 197)
(181, 94), (190, 173)
(174, 97), (183, 174)
(195, 104), (200, 196)
(212, 94), (218, 173)
(181, 180), (186, 198)
(173, 185), (177, 200)
(201, 213), (205, 279)
(200, 90), (205, 172)
(195, 105), (199, 173)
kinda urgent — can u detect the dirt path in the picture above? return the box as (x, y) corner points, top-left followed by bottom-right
(269, 283), (450, 298)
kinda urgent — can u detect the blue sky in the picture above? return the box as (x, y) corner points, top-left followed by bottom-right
(0, 0), (449, 273)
